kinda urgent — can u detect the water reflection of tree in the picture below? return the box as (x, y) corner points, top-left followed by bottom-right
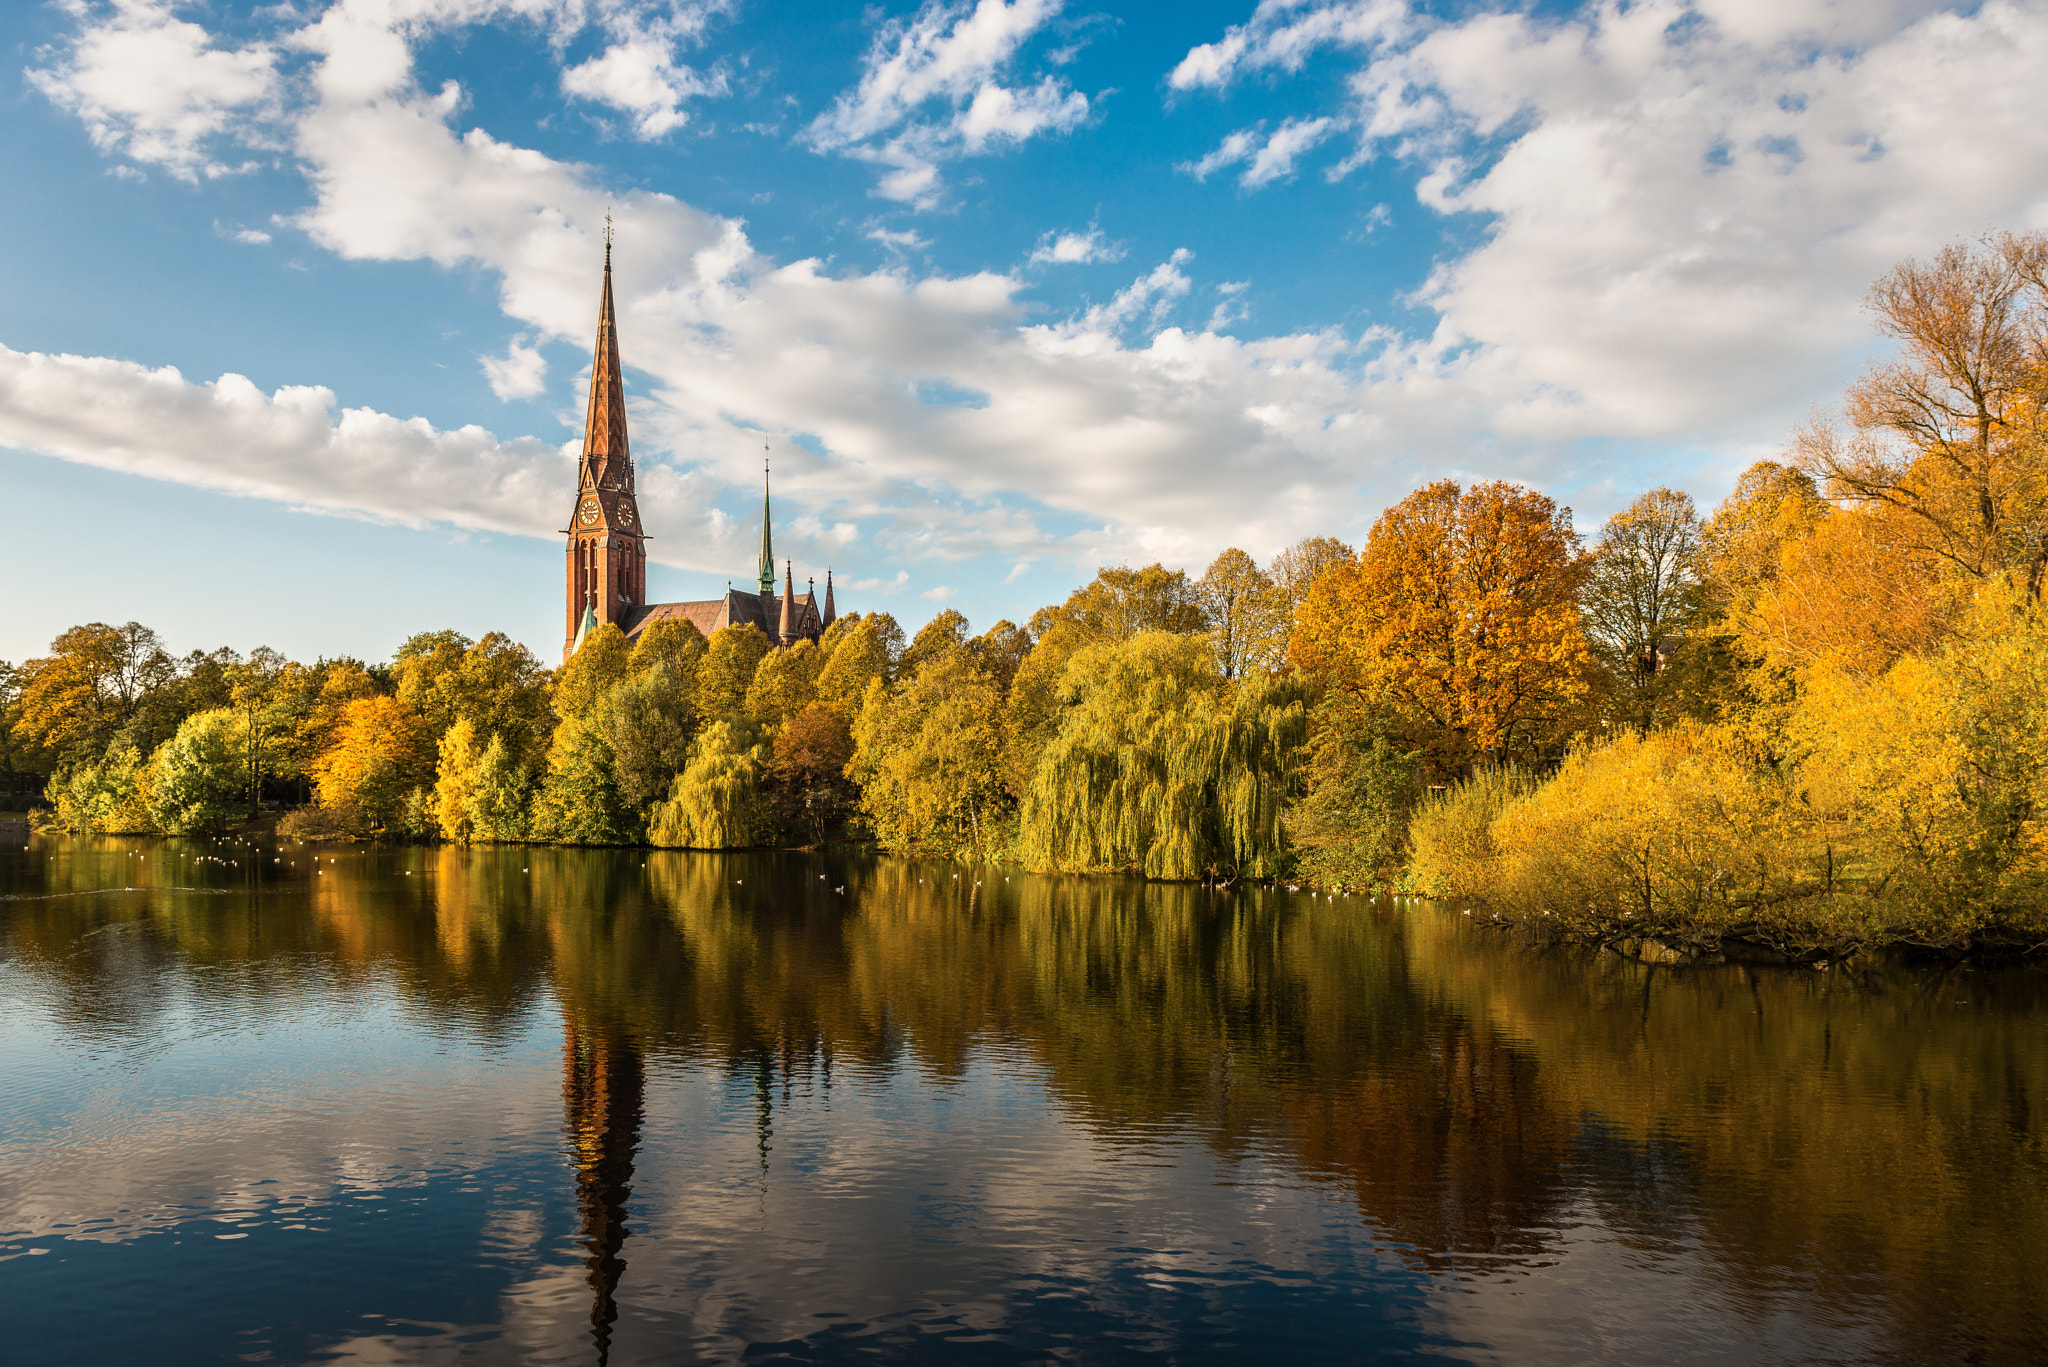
(12, 839), (2046, 1359)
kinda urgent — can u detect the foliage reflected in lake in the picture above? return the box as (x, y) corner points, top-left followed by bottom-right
(2, 837), (2043, 1365)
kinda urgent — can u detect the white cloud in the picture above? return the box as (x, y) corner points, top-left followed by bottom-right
(21, 0), (2048, 597)
(0, 342), (569, 535)
(481, 337), (548, 400)
(559, 38), (718, 138)
(1243, 115), (1336, 187)
(233, 228), (273, 245)
(920, 585), (955, 600)
(807, 0), (1089, 206)
(868, 224), (933, 253)
(1165, 0), (2048, 450)
(1182, 117), (1340, 189)
(28, 0), (282, 180)
(1169, 0), (1405, 91)
(1078, 250), (1196, 333)
(1028, 226), (1123, 265)
(1181, 129), (1256, 182)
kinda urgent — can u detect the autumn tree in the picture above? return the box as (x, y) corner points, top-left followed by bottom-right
(1269, 535), (1356, 618)
(698, 624), (774, 719)
(433, 717), (485, 842)
(1291, 480), (1594, 773)
(312, 696), (436, 832)
(1028, 564), (1208, 644)
(628, 618), (706, 682)
(970, 620), (1032, 692)
(551, 624), (632, 722)
(900, 609), (971, 677)
(11, 622), (175, 766)
(1196, 548), (1286, 678)
(1582, 489), (1704, 731)
(1800, 230), (2048, 595)
(772, 702), (857, 843)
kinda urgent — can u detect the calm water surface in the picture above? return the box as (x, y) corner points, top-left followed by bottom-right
(1, 836), (2043, 1365)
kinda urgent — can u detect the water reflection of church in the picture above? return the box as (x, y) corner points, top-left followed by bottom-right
(562, 1012), (642, 1363)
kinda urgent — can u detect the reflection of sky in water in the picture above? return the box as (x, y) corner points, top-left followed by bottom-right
(1, 839), (2042, 1365)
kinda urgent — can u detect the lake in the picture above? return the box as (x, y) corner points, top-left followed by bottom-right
(2, 835), (2043, 1365)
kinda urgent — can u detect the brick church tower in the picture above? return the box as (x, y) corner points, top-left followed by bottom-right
(562, 234), (647, 662)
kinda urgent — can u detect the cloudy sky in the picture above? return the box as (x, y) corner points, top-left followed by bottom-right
(5, 0), (2048, 665)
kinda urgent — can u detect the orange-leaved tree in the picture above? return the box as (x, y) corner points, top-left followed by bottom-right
(1290, 480), (1594, 774)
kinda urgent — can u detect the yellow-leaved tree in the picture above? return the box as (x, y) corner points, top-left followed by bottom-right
(311, 696), (436, 832)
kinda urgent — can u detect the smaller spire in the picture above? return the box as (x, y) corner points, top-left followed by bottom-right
(573, 601), (599, 654)
(822, 568), (837, 627)
(778, 561), (797, 643)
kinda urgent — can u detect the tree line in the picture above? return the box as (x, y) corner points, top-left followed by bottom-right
(6, 232), (2046, 951)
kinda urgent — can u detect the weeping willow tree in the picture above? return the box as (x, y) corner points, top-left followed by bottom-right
(1019, 632), (1308, 880)
(647, 719), (770, 849)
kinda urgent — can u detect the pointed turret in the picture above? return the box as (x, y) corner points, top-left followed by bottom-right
(778, 562), (797, 644)
(822, 569), (837, 627)
(573, 600), (598, 654)
(580, 239), (631, 494)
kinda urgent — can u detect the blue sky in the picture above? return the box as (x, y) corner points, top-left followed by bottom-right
(5, 0), (2048, 667)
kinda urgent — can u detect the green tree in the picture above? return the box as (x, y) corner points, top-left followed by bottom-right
(594, 665), (697, 810)
(466, 733), (532, 842)
(1288, 701), (1418, 890)
(53, 744), (154, 833)
(849, 653), (1008, 857)
(1018, 633), (1307, 879)
(816, 616), (891, 714)
(698, 624), (774, 719)
(648, 718), (769, 849)
(745, 639), (824, 732)
(226, 646), (288, 819)
(551, 624), (632, 722)
(146, 708), (245, 835)
(530, 714), (638, 845)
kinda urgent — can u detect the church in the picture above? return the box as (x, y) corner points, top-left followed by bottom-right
(562, 241), (837, 662)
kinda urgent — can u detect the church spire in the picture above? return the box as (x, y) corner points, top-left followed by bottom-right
(778, 561), (796, 643)
(756, 442), (775, 597)
(822, 568), (836, 627)
(580, 223), (630, 492)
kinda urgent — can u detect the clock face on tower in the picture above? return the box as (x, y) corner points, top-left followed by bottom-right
(618, 502), (636, 527)
(578, 498), (601, 526)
